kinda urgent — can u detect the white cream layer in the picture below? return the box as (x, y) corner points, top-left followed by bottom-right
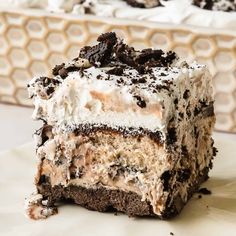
(29, 62), (213, 133)
(1, 0), (236, 30)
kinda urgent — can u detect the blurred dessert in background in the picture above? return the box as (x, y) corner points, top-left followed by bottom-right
(0, 0), (236, 30)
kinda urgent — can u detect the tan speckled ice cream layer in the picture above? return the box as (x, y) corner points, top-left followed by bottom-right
(32, 110), (215, 218)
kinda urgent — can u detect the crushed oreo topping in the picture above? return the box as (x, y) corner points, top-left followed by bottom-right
(79, 32), (118, 67)
(52, 61), (82, 79)
(52, 63), (65, 76)
(97, 32), (118, 44)
(138, 77), (147, 83)
(34, 77), (60, 99)
(46, 31), (178, 98)
(58, 67), (68, 79)
(79, 32), (177, 73)
(107, 67), (124, 76)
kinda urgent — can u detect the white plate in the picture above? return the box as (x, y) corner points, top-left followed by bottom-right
(0, 133), (236, 236)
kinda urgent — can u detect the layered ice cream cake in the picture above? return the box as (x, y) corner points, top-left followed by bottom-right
(26, 32), (216, 220)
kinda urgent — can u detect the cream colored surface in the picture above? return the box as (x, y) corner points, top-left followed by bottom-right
(0, 133), (235, 235)
(0, 9), (235, 132)
(0, 104), (40, 152)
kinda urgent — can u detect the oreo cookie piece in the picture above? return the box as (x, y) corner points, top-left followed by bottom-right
(107, 67), (124, 76)
(52, 62), (81, 79)
(34, 76), (60, 98)
(97, 32), (118, 45)
(135, 48), (164, 64)
(114, 41), (176, 73)
(79, 32), (118, 67)
(78, 32), (177, 72)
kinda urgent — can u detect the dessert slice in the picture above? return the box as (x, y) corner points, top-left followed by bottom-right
(26, 32), (216, 220)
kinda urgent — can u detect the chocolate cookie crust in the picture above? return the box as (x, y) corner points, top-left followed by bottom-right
(37, 167), (209, 219)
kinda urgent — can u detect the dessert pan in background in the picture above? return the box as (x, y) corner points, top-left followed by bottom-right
(0, 9), (235, 132)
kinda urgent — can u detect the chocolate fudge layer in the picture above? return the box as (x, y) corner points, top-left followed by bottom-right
(26, 32), (216, 220)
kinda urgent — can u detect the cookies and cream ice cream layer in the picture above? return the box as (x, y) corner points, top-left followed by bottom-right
(35, 113), (215, 216)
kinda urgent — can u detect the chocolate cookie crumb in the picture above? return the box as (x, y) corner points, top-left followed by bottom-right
(97, 32), (117, 45)
(166, 127), (177, 145)
(135, 48), (164, 64)
(198, 187), (211, 195)
(138, 78), (146, 83)
(58, 67), (68, 79)
(79, 42), (112, 67)
(213, 147), (218, 157)
(183, 90), (190, 99)
(34, 77), (60, 98)
(134, 96), (147, 108)
(52, 63), (65, 76)
(177, 169), (191, 182)
(79, 32), (117, 67)
(161, 170), (171, 191)
(107, 67), (124, 76)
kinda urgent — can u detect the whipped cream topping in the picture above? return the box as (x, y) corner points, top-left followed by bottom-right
(1, 0), (236, 30)
(29, 62), (212, 135)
